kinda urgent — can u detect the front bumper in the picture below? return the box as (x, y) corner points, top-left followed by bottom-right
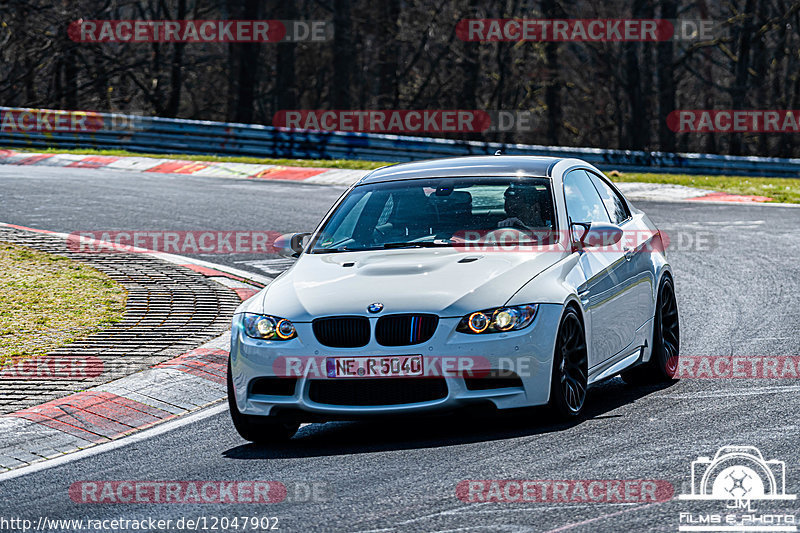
(229, 304), (562, 419)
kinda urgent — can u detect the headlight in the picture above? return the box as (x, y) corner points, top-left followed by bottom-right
(241, 313), (297, 341)
(457, 304), (538, 334)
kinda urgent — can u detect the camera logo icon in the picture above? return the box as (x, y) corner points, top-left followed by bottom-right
(680, 446), (796, 501)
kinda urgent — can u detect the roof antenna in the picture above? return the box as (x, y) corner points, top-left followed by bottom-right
(494, 149), (503, 156)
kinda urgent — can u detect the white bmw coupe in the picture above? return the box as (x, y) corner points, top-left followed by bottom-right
(228, 156), (679, 442)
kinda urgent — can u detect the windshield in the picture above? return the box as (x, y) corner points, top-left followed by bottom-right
(310, 177), (557, 253)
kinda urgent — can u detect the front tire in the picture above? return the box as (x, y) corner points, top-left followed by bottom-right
(227, 360), (299, 443)
(620, 276), (680, 384)
(548, 307), (588, 419)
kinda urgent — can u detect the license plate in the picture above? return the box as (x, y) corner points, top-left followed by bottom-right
(326, 355), (423, 378)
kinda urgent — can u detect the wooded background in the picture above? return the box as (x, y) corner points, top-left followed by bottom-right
(2, 0), (799, 157)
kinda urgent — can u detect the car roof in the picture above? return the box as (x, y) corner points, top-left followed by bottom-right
(358, 155), (565, 184)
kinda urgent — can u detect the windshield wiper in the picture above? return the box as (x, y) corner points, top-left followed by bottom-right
(315, 240), (454, 253)
(313, 245), (364, 254)
(382, 240), (453, 249)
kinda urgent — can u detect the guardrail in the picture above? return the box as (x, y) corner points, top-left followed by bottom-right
(1, 106), (798, 177)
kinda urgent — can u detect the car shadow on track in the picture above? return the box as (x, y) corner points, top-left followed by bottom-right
(222, 378), (678, 460)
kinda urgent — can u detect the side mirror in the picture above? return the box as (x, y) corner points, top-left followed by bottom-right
(570, 222), (623, 249)
(273, 232), (311, 258)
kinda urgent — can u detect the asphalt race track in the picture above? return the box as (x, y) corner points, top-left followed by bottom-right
(1, 165), (799, 532)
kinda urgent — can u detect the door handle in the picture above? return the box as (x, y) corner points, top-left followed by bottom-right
(624, 247), (635, 261)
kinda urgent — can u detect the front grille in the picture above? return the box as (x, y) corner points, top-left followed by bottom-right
(312, 316), (370, 348)
(464, 370), (524, 391)
(375, 314), (438, 346)
(250, 377), (297, 396)
(308, 378), (447, 406)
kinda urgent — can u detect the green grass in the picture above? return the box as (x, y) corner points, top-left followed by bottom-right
(6, 146), (800, 203)
(3, 146), (392, 171)
(0, 242), (127, 365)
(609, 171), (800, 204)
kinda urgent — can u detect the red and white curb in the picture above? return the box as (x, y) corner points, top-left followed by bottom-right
(0, 149), (367, 186)
(0, 333), (231, 472)
(0, 148), (783, 203)
(0, 223), (269, 473)
(613, 182), (775, 204)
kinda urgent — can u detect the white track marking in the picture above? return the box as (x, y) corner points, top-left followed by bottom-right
(236, 258), (296, 276)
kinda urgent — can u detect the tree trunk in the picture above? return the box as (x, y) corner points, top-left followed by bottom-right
(164, 0), (187, 117)
(542, 0), (562, 144)
(729, 0), (757, 155)
(376, 0), (400, 108)
(624, 0), (650, 150)
(657, 0), (677, 152)
(275, 1), (298, 112)
(63, 49), (79, 110)
(231, 0), (261, 123)
(332, 0), (354, 109)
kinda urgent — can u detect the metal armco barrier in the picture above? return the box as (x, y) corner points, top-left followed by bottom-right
(1, 107), (798, 177)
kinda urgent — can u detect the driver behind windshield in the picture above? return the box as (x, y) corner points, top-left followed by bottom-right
(498, 184), (546, 231)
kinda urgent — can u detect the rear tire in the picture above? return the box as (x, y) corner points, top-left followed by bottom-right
(620, 276), (680, 384)
(227, 360), (299, 443)
(548, 307), (588, 419)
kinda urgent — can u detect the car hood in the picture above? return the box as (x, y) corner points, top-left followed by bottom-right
(246, 247), (568, 320)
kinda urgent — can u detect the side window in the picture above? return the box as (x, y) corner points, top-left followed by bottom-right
(588, 172), (630, 224)
(563, 170), (611, 224)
